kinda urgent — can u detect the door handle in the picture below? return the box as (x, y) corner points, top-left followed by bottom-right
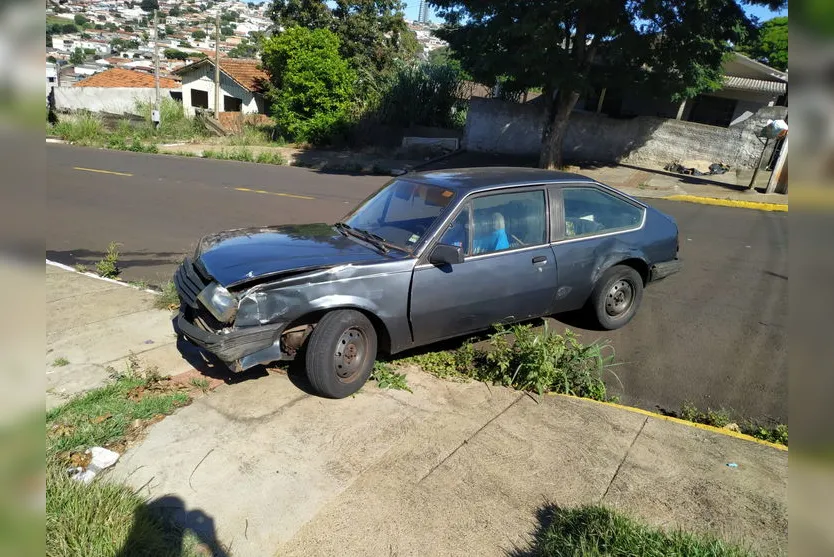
(532, 256), (547, 264)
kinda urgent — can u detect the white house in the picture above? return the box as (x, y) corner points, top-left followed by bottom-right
(174, 58), (268, 117)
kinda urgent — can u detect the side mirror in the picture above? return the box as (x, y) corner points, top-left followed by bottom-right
(429, 243), (464, 266)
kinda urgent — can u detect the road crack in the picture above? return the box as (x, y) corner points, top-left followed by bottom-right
(600, 415), (648, 503)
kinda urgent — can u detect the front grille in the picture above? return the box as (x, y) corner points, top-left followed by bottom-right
(174, 257), (207, 308)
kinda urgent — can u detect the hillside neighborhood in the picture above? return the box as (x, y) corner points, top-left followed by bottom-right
(45, 1), (793, 556)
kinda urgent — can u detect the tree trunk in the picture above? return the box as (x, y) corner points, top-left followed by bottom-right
(539, 89), (580, 169)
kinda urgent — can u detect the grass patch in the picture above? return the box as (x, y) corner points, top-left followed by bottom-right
(73, 264), (89, 273)
(52, 357), (70, 367)
(370, 362), (412, 392)
(154, 280), (180, 311)
(400, 322), (615, 400)
(518, 504), (755, 556)
(94, 242), (121, 279)
(51, 112), (105, 146)
(678, 401), (788, 446)
(46, 356), (203, 556)
(189, 377), (210, 394)
(255, 150), (288, 165)
(202, 147), (256, 162)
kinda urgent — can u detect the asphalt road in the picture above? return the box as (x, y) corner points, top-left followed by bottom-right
(47, 144), (787, 422)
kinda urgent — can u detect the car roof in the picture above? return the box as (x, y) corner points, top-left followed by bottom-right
(401, 167), (595, 194)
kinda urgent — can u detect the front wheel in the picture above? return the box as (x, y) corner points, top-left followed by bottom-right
(589, 265), (644, 330)
(305, 309), (377, 398)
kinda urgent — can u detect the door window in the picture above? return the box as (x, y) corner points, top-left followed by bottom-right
(470, 190), (547, 255)
(438, 204), (471, 254)
(562, 188), (643, 238)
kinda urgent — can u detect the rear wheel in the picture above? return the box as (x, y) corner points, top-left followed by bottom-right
(305, 309), (377, 398)
(590, 265), (644, 330)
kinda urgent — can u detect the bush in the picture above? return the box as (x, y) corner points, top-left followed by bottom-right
(402, 322), (614, 399)
(254, 151), (287, 165)
(51, 113), (105, 145)
(95, 242), (121, 279)
(261, 27), (356, 144)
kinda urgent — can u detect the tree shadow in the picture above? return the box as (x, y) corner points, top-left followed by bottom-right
(116, 495), (230, 557)
(47, 248), (186, 272)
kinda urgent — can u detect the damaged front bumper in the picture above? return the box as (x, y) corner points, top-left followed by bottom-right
(649, 258), (683, 282)
(175, 312), (288, 372)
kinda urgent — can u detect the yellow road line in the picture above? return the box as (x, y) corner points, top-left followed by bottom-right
(549, 392), (788, 451)
(666, 194), (788, 212)
(73, 166), (133, 177)
(235, 187), (315, 200)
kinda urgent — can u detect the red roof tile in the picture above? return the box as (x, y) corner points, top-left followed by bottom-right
(74, 68), (180, 88)
(174, 57), (268, 93)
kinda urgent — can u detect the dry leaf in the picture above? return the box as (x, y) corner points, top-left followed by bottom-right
(91, 413), (112, 424)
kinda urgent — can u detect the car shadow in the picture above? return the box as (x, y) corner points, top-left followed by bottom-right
(174, 331), (268, 385)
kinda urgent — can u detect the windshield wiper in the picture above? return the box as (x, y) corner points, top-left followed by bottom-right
(335, 222), (389, 253)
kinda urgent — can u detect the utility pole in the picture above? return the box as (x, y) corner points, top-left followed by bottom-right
(214, 11), (221, 118)
(152, 9), (160, 128)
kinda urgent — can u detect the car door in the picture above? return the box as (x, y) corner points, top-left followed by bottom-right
(548, 184), (647, 313)
(409, 187), (558, 346)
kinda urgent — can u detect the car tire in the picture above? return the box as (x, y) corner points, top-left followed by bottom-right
(590, 265), (644, 330)
(305, 309), (377, 399)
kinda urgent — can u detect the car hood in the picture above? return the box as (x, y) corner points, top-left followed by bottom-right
(195, 224), (395, 288)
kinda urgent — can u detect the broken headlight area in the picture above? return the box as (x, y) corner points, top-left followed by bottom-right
(197, 282), (237, 323)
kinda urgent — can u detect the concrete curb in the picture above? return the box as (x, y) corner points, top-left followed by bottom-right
(666, 194), (788, 212)
(550, 392), (788, 451)
(46, 259), (160, 295)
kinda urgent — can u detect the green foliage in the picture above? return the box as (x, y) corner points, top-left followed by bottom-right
(140, 0), (159, 12)
(524, 505), (755, 556)
(255, 151), (288, 165)
(228, 38), (259, 58)
(481, 324), (612, 398)
(110, 37), (140, 52)
(189, 377), (210, 393)
(154, 280), (180, 310)
(432, 0), (755, 167)
(69, 47), (85, 66)
(261, 27), (356, 143)
(268, 0), (418, 80)
(51, 112), (105, 145)
(370, 61), (469, 128)
(52, 357), (70, 367)
(73, 14), (88, 26)
(168, 5), (181, 16)
(163, 48), (189, 60)
(402, 322), (613, 399)
(95, 242), (121, 279)
(678, 402), (788, 446)
(371, 362), (413, 392)
(750, 424), (788, 445)
(736, 16), (788, 70)
(191, 29), (206, 40)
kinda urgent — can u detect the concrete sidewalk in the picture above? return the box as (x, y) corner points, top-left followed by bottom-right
(46, 262), (196, 409)
(47, 264), (788, 556)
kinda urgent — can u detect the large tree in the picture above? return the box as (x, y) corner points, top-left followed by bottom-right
(431, 0), (785, 169)
(268, 0), (416, 78)
(737, 16), (787, 70)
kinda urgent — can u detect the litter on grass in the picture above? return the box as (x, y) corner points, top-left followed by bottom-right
(68, 446), (120, 484)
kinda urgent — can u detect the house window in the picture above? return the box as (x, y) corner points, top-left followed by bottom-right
(223, 95), (243, 112)
(687, 95), (737, 127)
(191, 89), (209, 109)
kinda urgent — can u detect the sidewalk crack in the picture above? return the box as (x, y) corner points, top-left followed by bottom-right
(417, 393), (523, 485)
(600, 415), (648, 503)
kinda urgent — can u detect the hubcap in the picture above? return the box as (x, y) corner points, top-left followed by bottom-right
(333, 327), (367, 382)
(605, 279), (634, 317)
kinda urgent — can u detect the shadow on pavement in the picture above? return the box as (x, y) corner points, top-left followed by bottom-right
(116, 495), (229, 557)
(174, 333), (268, 385)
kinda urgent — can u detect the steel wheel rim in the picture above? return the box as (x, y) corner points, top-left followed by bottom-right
(333, 327), (368, 382)
(605, 279), (634, 317)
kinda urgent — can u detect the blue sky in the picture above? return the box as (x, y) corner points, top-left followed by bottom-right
(250, 1), (786, 25)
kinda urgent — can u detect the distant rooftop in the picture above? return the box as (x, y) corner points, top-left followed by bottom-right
(74, 67), (179, 88)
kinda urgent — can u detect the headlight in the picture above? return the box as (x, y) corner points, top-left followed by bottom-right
(197, 282), (237, 323)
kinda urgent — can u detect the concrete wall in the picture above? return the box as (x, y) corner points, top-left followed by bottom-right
(462, 97), (788, 169)
(53, 86), (179, 114)
(180, 64), (262, 117)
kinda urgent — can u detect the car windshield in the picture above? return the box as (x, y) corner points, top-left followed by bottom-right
(341, 180), (455, 251)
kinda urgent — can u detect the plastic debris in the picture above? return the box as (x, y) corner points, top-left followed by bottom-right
(144, 339), (155, 344)
(69, 447), (120, 484)
(726, 462), (738, 468)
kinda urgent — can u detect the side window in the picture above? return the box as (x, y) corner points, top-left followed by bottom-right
(471, 190), (547, 255)
(563, 188), (644, 238)
(439, 204), (471, 254)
